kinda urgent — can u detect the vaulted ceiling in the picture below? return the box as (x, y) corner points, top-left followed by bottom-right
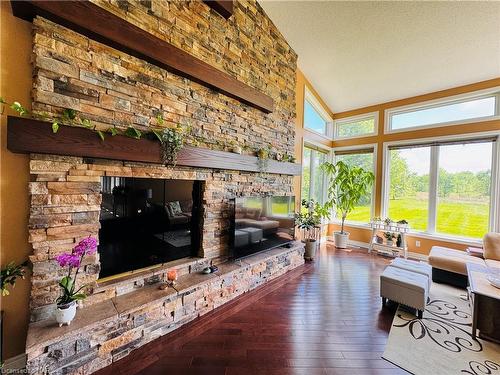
(260, 1), (500, 113)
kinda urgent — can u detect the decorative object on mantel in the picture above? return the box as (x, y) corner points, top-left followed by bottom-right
(257, 146), (271, 173)
(369, 218), (410, 258)
(9, 0), (274, 113)
(321, 160), (375, 249)
(166, 269), (178, 287)
(7, 116), (302, 175)
(202, 265), (219, 274)
(54, 237), (98, 327)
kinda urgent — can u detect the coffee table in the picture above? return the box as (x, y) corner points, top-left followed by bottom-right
(466, 262), (500, 343)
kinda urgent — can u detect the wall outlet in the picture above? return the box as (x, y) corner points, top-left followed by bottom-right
(415, 240), (421, 248)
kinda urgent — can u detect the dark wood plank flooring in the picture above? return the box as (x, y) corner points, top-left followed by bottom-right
(96, 244), (408, 375)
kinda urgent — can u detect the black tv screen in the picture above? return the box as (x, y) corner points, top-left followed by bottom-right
(98, 177), (202, 279)
(232, 196), (295, 259)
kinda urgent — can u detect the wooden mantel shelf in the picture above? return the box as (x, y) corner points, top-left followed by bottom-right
(7, 116), (302, 176)
(10, 0), (273, 113)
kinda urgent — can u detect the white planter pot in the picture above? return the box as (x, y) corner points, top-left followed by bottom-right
(334, 231), (349, 249)
(304, 239), (317, 260)
(55, 301), (77, 327)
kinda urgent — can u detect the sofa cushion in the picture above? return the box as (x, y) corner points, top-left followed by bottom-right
(429, 246), (485, 275)
(483, 233), (500, 261)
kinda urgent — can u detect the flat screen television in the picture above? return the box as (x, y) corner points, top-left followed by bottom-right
(231, 196), (295, 259)
(98, 177), (202, 279)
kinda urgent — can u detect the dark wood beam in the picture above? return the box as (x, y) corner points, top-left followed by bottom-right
(7, 117), (301, 176)
(203, 0), (233, 19)
(10, 0), (273, 113)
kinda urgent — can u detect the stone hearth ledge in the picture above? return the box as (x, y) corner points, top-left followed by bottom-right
(25, 242), (305, 374)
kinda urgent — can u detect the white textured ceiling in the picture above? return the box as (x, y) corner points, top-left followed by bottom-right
(259, 1), (500, 113)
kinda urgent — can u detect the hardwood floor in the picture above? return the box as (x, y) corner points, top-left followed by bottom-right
(96, 243), (409, 375)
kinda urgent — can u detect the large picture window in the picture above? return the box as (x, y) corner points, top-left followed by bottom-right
(334, 148), (375, 223)
(301, 145), (329, 205)
(385, 137), (497, 240)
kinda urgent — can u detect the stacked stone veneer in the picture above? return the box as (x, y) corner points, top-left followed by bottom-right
(26, 244), (305, 374)
(28, 154), (294, 322)
(24, 0), (301, 373)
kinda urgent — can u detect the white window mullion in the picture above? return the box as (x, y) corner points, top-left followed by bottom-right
(427, 146), (440, 233)
(490, 137), (500, 232)
(309, 150), (316, 203)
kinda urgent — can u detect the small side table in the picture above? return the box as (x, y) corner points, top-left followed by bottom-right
(466, 262), (500, 343)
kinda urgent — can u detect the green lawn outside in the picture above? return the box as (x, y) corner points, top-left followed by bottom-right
(244, 199), (289, 215)
(347, 198), (489, 239)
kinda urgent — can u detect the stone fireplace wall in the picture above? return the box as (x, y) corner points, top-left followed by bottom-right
(27, 0), (297, 323)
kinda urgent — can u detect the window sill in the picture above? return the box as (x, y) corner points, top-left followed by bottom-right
(329, 220), (371, 230)
(328, 221), (483, 246)
(405, 231), (483, 247)
(303, 128), (332, 141)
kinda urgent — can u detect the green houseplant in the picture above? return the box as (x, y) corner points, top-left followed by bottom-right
(1, 261), (27, 297)
(295, 199), (325, 260)
(322, 160), (375, 249)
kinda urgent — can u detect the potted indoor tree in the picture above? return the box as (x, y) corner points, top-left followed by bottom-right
(54, 237), (97, 326)
(295, 199), (324, 260)
(321, 161), (375, 249)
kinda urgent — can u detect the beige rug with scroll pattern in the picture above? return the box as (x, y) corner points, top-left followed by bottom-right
(383, 283), (500, 374)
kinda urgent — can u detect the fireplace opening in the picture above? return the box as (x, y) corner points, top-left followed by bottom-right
(97, 177), (203, 279)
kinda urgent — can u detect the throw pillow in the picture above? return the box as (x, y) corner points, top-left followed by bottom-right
(168, 201), (182, 216)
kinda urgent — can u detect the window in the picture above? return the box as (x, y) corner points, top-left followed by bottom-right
(304, 89), (332, 136)
(387, 146), (431, 232)
(334, 148), (375, 223)
(387, 90), (499, 132)
(334, 112), (378, 139)
(385, 137), (498, 240)
(270, 196), (295, 216)
(436, 142), (493, 238)
(301, 145), (329, 205)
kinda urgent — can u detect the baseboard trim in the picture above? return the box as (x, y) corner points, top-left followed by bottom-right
(3, 353), (27, 371)
(326, 237), (370, 250)
(326, 236), (429, 261)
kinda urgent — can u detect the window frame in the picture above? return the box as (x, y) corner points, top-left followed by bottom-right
(301, 141), (332, 208)
(330, 143), (378, 226)
(333, 111), (379, 140)
(381, 132), (500, 244)
(303, 87), (333, 138)
(384, 87), (500, 134)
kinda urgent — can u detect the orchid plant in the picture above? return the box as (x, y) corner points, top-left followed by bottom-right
(55, 237), (97, 307)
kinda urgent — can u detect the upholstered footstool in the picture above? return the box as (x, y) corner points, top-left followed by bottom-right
(240, 227), (263, 243)
(380, 266), (429, 318)
(390, 258), (432, 291)
(234, 230), (250, 248)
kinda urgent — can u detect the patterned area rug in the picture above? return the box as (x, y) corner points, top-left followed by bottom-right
(383, 283), (500, 374)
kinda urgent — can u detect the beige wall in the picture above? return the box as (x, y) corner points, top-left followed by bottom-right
(0, 1), (32, 359)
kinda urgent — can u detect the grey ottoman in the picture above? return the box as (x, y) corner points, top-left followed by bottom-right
(380, 266), (429, 318)
(390, 258), (432, 291)
(234, 230), (250, 248)
(240, 227), (263, 243)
